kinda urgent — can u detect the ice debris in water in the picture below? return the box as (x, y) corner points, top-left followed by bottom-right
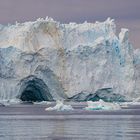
(120, 101), (140, 107)
(0, 100), (10, 106)
(120, 97), (140, 107)
(34, 101), (52, 105)
(9, 98), (21, 104)
(0, 98), (21, 106)
(45, 100), (74, 111)
(85, 99), (121, 110)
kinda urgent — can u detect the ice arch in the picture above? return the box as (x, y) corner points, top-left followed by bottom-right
(17, 65), (67, 101)
(19, 75), (54, 102)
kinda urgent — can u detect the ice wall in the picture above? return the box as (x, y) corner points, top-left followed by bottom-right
(0, 17), (138, 101)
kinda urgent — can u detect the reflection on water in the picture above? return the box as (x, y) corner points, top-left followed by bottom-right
(0, 104), (140, 140)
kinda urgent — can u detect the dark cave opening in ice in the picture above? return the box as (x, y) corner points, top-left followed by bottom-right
(20, 76), (54, 102)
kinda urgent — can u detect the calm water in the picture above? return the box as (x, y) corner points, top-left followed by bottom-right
(0, 103), (140, 140)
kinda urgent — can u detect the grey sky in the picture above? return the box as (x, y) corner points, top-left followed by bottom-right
(0, 0), (139, 48)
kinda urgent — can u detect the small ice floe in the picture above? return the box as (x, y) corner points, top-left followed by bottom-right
(85, 99), (121, 110)
(0, 98), (21, 106)
(119, 102), (129, 108)
(0, 102), (5, 107)
(129, 97), (140, 105)
(9, 98), (21, 104)
(134, 97), (140, 102)
(121, 101), (140, 106)
(45, 100), (73, 111)
(34, 101), (52, 105)
(120, 98), (140, 107)
(0, 100), (10, 106)
(131, 102), (140, 105)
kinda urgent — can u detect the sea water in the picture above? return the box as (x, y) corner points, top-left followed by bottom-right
(0, 102), (140, 140)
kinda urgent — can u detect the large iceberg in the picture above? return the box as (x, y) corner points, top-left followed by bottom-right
(0, 17), (139, 102)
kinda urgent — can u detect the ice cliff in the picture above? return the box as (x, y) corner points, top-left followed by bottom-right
(0, 17), (139, 102)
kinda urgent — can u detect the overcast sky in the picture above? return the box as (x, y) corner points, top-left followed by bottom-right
(0, 0), (139, 48)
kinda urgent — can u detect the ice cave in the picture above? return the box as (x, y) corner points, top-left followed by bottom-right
(19, 76), (54, 102)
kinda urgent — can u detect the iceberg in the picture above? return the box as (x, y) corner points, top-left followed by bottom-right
(0, 17), (139, 102)
(45, 100), (73, 111)
(85, 99), (121, 110)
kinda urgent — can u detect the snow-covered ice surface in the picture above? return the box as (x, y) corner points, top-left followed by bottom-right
(85, 99), (121, 110)
(45, 100), (74, 111)
(0, 17), (139, 102)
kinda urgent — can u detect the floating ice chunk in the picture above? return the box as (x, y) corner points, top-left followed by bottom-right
(120, 96), (140, 107)
(133, 97), (140, 102)
(130, 102), (140, 105)
(0, 98), (21, 105)
(34, 101), (52, 105)
(85, 99), (121, 110)
(0, 100), (10, 106)
(9, 98), (21, 104)
(120, 101), (140, 106)
(45, 100), (74, 111)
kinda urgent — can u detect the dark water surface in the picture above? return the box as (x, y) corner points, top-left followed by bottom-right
(0, 103), (140, 140)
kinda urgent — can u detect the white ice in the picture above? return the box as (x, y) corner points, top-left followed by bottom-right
(45, 100), (74, 111)
(0, 98), (21, 106)
(33, 101), (52, 105)
(85, 99), (121, 110)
